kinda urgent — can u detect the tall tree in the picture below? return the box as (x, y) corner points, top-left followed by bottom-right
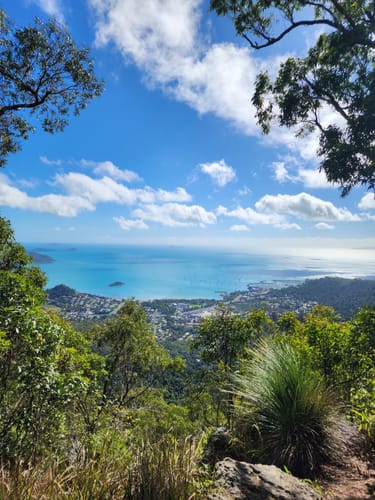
(0, 217), (101, 462)
(210, 0), (375, 195)
(192, 306), (274, 425)
(0, 9), (103, 166)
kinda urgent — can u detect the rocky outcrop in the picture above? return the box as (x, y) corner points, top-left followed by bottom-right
(209, 457), (322, 499)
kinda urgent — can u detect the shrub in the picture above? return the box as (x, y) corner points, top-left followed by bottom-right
(233, 338), (344, 477)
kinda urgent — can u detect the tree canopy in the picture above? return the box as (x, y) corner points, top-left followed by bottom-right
(210, 0), (375, 195)
(0, 9), (103, 166)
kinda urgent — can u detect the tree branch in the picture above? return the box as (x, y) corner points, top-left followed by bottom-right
(244, 19), (337, 49)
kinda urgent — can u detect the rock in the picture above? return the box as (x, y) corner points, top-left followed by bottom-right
(203, 427), (233, 465)
(209, 457), (322, 499)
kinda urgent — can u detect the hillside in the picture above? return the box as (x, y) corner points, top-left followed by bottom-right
(271, 277), (375, 319)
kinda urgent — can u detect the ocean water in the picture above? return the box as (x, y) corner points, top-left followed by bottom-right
(24, 244), (375, 300)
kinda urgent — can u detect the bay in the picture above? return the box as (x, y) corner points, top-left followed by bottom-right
(24, 244), (375, 300)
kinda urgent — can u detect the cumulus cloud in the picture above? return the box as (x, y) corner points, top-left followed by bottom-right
(113, 216), (149, 230)
(217, 205), (285, 225)
(0, 174), (94, 216)
(199, 159), (236, 187)
(358, 193), (375, 210)
(255, 192), (360, 221)
(89, 0), (263, 135)
(315, 222), (335, 230)
(272, 162), (289, 182)
(80, 159), (142, 182)
(296, 168), (334, 189)
(271, 160), (335, 189)
(88, 0), (352, 166)
(132, 203), (216, 227)
(55, 173), (191, 205)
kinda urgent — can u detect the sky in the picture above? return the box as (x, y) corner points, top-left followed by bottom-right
(1, 0), (375, 256)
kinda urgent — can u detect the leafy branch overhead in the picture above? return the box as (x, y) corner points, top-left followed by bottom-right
(210, 0), (375, 195)
(0, 9), (103, 166)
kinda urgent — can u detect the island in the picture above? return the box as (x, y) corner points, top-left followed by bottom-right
(109, 281), (125, 287)
(28, 251), (55, 264)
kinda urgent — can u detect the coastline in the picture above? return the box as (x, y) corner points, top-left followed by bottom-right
(25, 243), (375, 301)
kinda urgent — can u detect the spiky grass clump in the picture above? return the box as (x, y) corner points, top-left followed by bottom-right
(233, 339), (344, 477)
(0, 434), (210, 499)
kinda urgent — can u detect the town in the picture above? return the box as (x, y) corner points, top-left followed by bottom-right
(46, 282), (319, 340)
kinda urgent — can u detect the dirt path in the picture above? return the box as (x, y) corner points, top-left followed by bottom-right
(320, 442), (375, 499)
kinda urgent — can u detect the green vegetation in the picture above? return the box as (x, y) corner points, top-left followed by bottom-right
(2, 5), (373, 495)
(232, 339), (343, 476)
(273, 277), (375, 319)
(0, 9), (103, 166)
(0, 217), (374, 496)
(210, 0), (375, 195)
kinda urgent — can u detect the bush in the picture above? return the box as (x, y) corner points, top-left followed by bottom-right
(233, 338), (344, 477)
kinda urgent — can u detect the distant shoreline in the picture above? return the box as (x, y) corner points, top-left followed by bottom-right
(28, 251), (55, 264)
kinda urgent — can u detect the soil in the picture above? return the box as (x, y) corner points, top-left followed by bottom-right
(319, 430), (375, 499)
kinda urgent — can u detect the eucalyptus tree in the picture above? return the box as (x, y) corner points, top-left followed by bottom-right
(210, 0), (375, 194)
(0, 8), (103, 166)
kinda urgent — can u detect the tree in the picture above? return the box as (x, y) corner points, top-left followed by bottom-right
(192, 306), (274, 425)
(210, 1), (375, 195)
(0, 217), (102, 462)
(0, 9), (103, 166)
(84, 300), (182, 432)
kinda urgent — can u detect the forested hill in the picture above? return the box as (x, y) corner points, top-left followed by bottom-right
(272, 277), (375, 319)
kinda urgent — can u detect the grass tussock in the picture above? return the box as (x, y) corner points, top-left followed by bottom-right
(233, 338), (345, 477)
(0, 434), (211, 500)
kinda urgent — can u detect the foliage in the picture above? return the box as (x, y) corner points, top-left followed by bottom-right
(210, 0), (375, 195)
(0, 434), (211, 500)
(81, 299), (184, 433)
(0, 8), (103, 166)
(194, 306), (273, 370)
(0, 215), (373, 491)
(192, 306), (274, 425)
(233, 338), (344, 477)
(0, 217), (103, 462)
(273, 277), (375, 319)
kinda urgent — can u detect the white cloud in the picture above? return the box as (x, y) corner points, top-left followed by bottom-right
(132, 203), (216, 227)
(315, 222), (335, 230)
(32, 0), (65, 22)
(272, 162), (289, 182)
(296, 168), (333, 189)
(256, 192), (360, 221)
(40, 156), (63, 166)
(271, 160), (335, 189)
(55, 173), (191, 205)
(217, 205), (285, 225)
(274, 222), (302, 230)
(358, 193), (375, 210)
(80, 159), (142, 182)
(230, 225), (249, 231)
(113, 216), (149, 231)
(199, 159), (236, 187)
(0, 174), (94, 216)
(88, 0), (352, 168)
(89, 0), (262, 136)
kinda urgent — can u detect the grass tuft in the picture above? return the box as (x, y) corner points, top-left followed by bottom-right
(233, 338), (344, 477)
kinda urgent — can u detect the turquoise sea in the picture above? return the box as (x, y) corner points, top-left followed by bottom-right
(25, 244), (375, 300)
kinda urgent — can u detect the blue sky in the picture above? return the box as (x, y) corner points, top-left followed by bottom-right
(1, 0), (375, 257)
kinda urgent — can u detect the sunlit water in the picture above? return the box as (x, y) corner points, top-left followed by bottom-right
(24, 244), (375, 299)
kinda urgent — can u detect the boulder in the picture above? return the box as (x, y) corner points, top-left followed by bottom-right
(209, 457), (322, 499)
